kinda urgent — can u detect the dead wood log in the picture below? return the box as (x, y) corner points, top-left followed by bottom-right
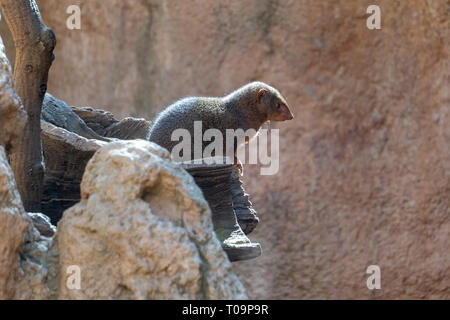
(230, 168), (259, 234)
(40, 96), (152, 223)
(182, 158), (261, 262)
(41, 121), (106, 224)
(42, 94), (109, 142)
(71, 106), (152, 140)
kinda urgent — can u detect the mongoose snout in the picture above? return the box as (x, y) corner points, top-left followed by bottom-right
(267, 98), (294, 121)
(148, 81), (293, 161)
(275, 104), (294, 121)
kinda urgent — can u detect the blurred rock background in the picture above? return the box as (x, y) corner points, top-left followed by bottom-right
(1, 0), (448, 299)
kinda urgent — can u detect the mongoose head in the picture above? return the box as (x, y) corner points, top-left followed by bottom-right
(255, 82), (294, 122)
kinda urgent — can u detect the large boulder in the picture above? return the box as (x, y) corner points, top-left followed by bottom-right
(1, 140), (248, 299)
(56, 140), (247, 299)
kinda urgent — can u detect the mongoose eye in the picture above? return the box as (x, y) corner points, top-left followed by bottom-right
(276, 103), (281, 109)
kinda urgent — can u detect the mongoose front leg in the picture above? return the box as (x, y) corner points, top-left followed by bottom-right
(232, 137), (244, 175)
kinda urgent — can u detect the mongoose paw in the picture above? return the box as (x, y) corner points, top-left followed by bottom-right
(237, 161), (244, 176)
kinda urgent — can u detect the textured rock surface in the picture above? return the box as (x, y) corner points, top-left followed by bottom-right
(0, 146), (28, 299)
(57, 140), (247, 299)
(0, 34), (25, 151)
(0, 147), (57, 300)
(1, 139), (247, 300)
(4, 0), (447, 298)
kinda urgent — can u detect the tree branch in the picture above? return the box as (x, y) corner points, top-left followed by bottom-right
(0, 0), (55, 211)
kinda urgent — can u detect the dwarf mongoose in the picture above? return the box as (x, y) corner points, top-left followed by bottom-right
(148, 81), (294, 163)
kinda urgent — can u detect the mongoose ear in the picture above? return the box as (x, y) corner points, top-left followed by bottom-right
(257, 89), (267, 103)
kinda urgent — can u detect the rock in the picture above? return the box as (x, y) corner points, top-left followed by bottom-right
(56, 140), (247, 299)
(14, 217), (58, 300)
(2, 140), (248, 300)
(0, 146), (57, 300)
(0, 34), (25, 152)
(0, 146), (29, 299)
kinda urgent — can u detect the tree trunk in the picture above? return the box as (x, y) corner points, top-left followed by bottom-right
(0, 0), (55, 211)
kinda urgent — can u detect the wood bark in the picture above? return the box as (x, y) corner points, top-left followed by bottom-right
(181, 158), (261, 261)
(0, 0), (55, 211)
(40, 96), (151, 223)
